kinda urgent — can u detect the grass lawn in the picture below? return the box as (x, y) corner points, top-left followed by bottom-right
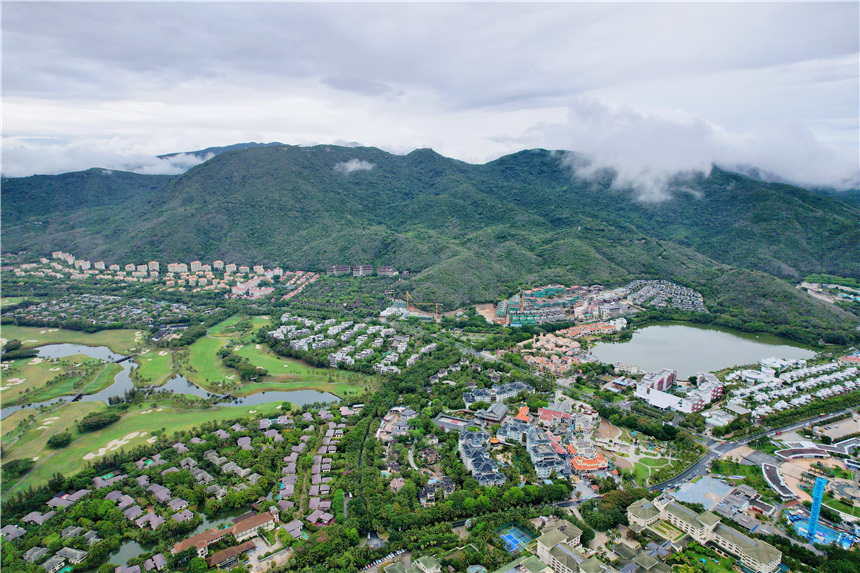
(1, 297), (27, 308)
(1, 401), (107, 468)
(684, 551), (736, 573)
(134, 349), (174, 385)
(181, 335), (235, 387)
(0, 325), (142, 354)
(182, 317), (376, 397)
(711, 460), (759, 478)
(24, 363), (122, 404)
(235, 343), (372, 386)
(208, 315), (270, 337)
(1, 354), (115, 405)
(2, 399), (287, 497)
(1, 409), (35, 437)
(633, 462), (651, 485)
(234, 379), (367, 398)
(823, 493), (860, 517)
(638, 456), (670, 468)
(651, 520), (685, 541)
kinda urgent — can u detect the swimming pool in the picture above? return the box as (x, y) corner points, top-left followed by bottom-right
(792, 518), (858, 550)
(496, 523), (535, 553)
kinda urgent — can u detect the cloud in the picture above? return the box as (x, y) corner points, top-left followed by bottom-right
(333, 159), (375, 176)
(1, 138), (210, 177)
(535, 98), (859, 201)
(1, 3), (856, 183)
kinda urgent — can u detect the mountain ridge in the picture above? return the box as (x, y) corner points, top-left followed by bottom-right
(2, 144), (858, 339)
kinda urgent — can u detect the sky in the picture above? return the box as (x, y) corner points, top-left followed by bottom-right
(3, 2), (859, 194)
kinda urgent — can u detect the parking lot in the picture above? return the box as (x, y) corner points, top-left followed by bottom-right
(362, 549), (410, 573)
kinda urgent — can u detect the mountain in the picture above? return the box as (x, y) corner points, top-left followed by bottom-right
(3, 144), (858, 340)
(156, 141), (283, 160)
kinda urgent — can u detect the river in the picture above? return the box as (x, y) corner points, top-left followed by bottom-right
(1, 344), (339, 419)
(590, 322), (817, 379)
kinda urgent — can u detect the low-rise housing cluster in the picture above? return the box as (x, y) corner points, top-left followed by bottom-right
(326, 264), (399, 277)
(725, 360), (857, 419)
(7, 251), (319, 299)
(270, 313), (429, 374)
(622, 280), (707, 313)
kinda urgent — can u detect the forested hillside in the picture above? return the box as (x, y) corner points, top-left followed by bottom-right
(3, 144), (858, 336)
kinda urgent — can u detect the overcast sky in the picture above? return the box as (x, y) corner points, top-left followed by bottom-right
(3, 2), (858, 192)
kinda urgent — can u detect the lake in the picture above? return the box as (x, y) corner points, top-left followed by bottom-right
(1, 344), (339, 418)
(590, 322), (817, 379)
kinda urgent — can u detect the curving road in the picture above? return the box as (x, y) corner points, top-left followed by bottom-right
(648, 406), (859, 492)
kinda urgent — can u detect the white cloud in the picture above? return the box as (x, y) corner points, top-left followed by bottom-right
(534, 98), (859, 201)
(333, 159), (375, 176)
(1, 138), (210, 177)
(1, 2), (856, 186)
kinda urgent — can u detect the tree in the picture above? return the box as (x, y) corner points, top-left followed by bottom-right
(187, 557), (209, 573)
(47, 431), (73, 448)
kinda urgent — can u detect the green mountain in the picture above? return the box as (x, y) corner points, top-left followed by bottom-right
(3, 144), (858, 340)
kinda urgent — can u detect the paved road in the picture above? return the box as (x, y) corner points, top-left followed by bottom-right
(648, 406), (859, 491)
(407, 446), (418, 470)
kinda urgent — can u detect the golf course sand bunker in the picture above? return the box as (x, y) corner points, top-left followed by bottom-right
(5, 378), (26, 386)
(83, 432), (145, 459)
(27, 358), (43, 365)
(158, 351), (168, 356)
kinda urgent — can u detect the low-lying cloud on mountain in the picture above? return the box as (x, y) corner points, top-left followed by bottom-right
(333, 159), (375, 176)
(539, 99), (860, 202)
(2, 138), (210, 177)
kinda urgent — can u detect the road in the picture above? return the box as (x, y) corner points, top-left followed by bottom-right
(648, 406), (859, 491)
(407, 446), (418, 470)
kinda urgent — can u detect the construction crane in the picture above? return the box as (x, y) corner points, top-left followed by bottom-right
(406, 291), (443, 321)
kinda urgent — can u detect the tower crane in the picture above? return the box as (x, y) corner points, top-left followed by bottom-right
(405, 291), (443, 321)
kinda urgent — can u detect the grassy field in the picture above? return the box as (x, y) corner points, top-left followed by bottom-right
(208, 314), (271, 337)
(181, 316), (376, 397)
(823, 493), (860, 517)
(1, 401), (107, 464)
(233, 379), (367, 398)
(0, 325), (142, 354)
(23, 363), (122, 404)
(181, 335), (235, 387)
(1, 297), (27, 308)
(2, 399), (287, 496)
(134, 349), (174, 385)
(1, 355), (119, 405)
(633, 463), (651, 484)
(637, 456), (671, 468)
(683, 551), (736, 573)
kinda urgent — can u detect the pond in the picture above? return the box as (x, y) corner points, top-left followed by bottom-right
(590, 322), (817, 379)
(1, 344), (339, 419)
(109, 505), (254, 566)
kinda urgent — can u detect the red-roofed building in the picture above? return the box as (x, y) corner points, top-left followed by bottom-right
(514, 406), (531, 423)
(551, 442), (568, 456)
(571, 453), (609, 473)
(537, 408), (571, 429)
